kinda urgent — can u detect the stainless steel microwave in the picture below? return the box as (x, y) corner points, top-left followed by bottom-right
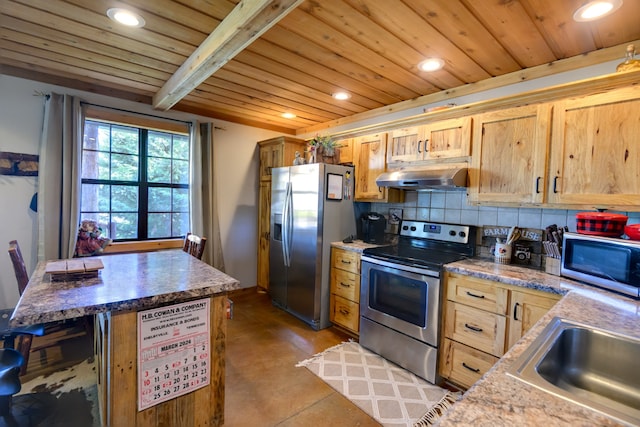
(561, 232), (640, 299)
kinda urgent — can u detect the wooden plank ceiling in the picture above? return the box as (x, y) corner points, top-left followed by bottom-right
(2, 0), (640, 134)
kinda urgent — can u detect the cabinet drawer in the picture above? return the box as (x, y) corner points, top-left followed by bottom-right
(332, 249), (360, 274)
(440, 338), (498, 389)
(330, 295), (359, 333)
(446, 273), (508, 315)
(444, 300), (506, 357)
(331, 268), (360, 303)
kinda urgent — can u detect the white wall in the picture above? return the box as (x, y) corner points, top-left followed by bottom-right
(0, 74), (283, 308)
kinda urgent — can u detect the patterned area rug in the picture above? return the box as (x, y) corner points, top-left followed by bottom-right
(2, 358), (100, 427)
(297, 342), (459, 427)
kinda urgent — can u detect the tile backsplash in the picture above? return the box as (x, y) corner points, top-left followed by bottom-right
(371, 190), (640, 235)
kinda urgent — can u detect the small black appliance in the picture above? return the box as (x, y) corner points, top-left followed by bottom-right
(360, 212), (386, 244)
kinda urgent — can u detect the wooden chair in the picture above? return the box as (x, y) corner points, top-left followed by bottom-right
(183, 232), (207, 260)
(8, 240), (92, 375)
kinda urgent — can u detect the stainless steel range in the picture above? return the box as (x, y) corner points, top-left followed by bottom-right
(360, 220), (476, 384)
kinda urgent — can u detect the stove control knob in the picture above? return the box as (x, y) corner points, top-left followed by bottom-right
(449, 230), (456, 236)
(402, 225), (409, 230)
(459, 231), (467, 238)
(410, 226), (417, 231)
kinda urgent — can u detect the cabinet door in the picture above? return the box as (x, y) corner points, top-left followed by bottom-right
(507, 289), (560, 349)
(440, 338), (499, 390)
(256, 181), (271, 291)
(444, 301), (507, 357)
(353, 133), (389, 201)
(446, 272), (509, 315)
(330, 294), (360, 333)
(332, 248), (360, 274)
(388, 127), (425, 162)
(259, 144), (282, 181)
(548, 86), (640, 207)
(334, 138), (354, 164)
(469, 104), (551, 204)
(424, 116), (471, 160)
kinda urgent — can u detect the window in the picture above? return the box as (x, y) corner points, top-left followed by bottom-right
(80, 119), (190, 241)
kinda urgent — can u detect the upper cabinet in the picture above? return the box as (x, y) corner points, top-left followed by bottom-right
(353, 133), (404, 203)
(468, 104), (552, 205)
(334, 138), (354, 165)
(547, 85), (640, 208)
(256, 136), (306, 291)
(387, 117), (472, 165)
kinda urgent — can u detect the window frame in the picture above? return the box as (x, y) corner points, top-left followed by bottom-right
(80, 116), (191, 242)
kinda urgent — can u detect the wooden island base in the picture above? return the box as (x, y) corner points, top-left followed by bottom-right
(96, 295), (227, 426)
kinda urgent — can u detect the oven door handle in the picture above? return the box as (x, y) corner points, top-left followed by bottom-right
(361, 256), (440, 278)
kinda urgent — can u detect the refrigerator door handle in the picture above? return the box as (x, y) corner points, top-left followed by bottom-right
(282, 182), (292, 267)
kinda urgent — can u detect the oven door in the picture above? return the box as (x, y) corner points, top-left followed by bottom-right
(360, 256), (440, 347)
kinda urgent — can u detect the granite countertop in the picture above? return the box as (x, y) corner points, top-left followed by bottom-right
(437, 258), (640, 427)
(11, 250), (240, 326)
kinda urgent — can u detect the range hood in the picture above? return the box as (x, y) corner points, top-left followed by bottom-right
(375, 165), (468, 190)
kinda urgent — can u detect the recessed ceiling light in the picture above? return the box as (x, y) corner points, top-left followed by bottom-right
(281, 112), (296, 119)
(332, 91), (351, 100)
(573, 0), (622, 22)
(418, 58), (445, 72)
(107, 8), (146, 28)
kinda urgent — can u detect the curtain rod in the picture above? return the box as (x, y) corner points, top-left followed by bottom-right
(81, 101), (192, 126)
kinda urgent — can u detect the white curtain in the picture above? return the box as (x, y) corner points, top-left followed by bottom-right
(192, 122), (225, 270)
(37, 94), (85, 260)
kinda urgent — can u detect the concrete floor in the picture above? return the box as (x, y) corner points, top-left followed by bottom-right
(224, 289), (380, 426)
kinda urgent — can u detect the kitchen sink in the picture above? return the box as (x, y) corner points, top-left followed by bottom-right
(508, 317), (640, 426)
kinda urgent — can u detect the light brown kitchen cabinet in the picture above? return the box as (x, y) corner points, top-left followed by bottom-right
(330, 247), (361, 335)
(257, 180), (271, 291)
(256, 136), (306, 292)
(507, 289), (561, 350)
(353, 132), (404, 203)
(387, 117), (472, 165)
(547, 85), (640, 207)
(468, 104), (551, 205)
(440, 272), (560, 389)
(334, 138), (354, 165)
(387, 126), (424, 163)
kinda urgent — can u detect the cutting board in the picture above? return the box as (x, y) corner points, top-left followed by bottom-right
(45, 259), (104, 280)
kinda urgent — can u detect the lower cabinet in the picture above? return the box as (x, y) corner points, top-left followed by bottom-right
(439, 271), (561, 389)
(330, 247), (361, 335)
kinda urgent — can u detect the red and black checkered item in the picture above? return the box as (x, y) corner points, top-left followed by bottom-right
(576, 212), (628, 237)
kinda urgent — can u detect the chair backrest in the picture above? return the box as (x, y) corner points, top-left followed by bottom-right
(183, 232), (207, 260)
(8, 240), (29, 295)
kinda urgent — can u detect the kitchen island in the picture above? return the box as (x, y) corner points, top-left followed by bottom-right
(11, 250), (240, 427)
(437, 259), (640, 427)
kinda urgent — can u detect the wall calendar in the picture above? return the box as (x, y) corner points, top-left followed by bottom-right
(137, 298), (210, 411)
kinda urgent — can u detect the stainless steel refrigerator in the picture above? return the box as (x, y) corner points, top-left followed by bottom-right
(270, 163), (356, 330)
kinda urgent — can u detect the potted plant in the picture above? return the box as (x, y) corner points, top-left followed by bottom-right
(308, 134), (337, 163)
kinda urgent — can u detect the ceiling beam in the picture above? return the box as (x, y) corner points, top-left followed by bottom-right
(153, 0), (303, 111)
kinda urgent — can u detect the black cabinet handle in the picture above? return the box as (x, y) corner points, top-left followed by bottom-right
(341, 260), (351, 264)
(462, 362), (480, 373)
(424, 139), (429, 152)
(339, 282), (351, 288)
(466, 291), (485, 299)
(417, 140), (422, 153)
(514, 302), (520, 321)
(553, 176), (559, 193)
(536, 177), (541, 193)
(464, 323), (483, 333)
